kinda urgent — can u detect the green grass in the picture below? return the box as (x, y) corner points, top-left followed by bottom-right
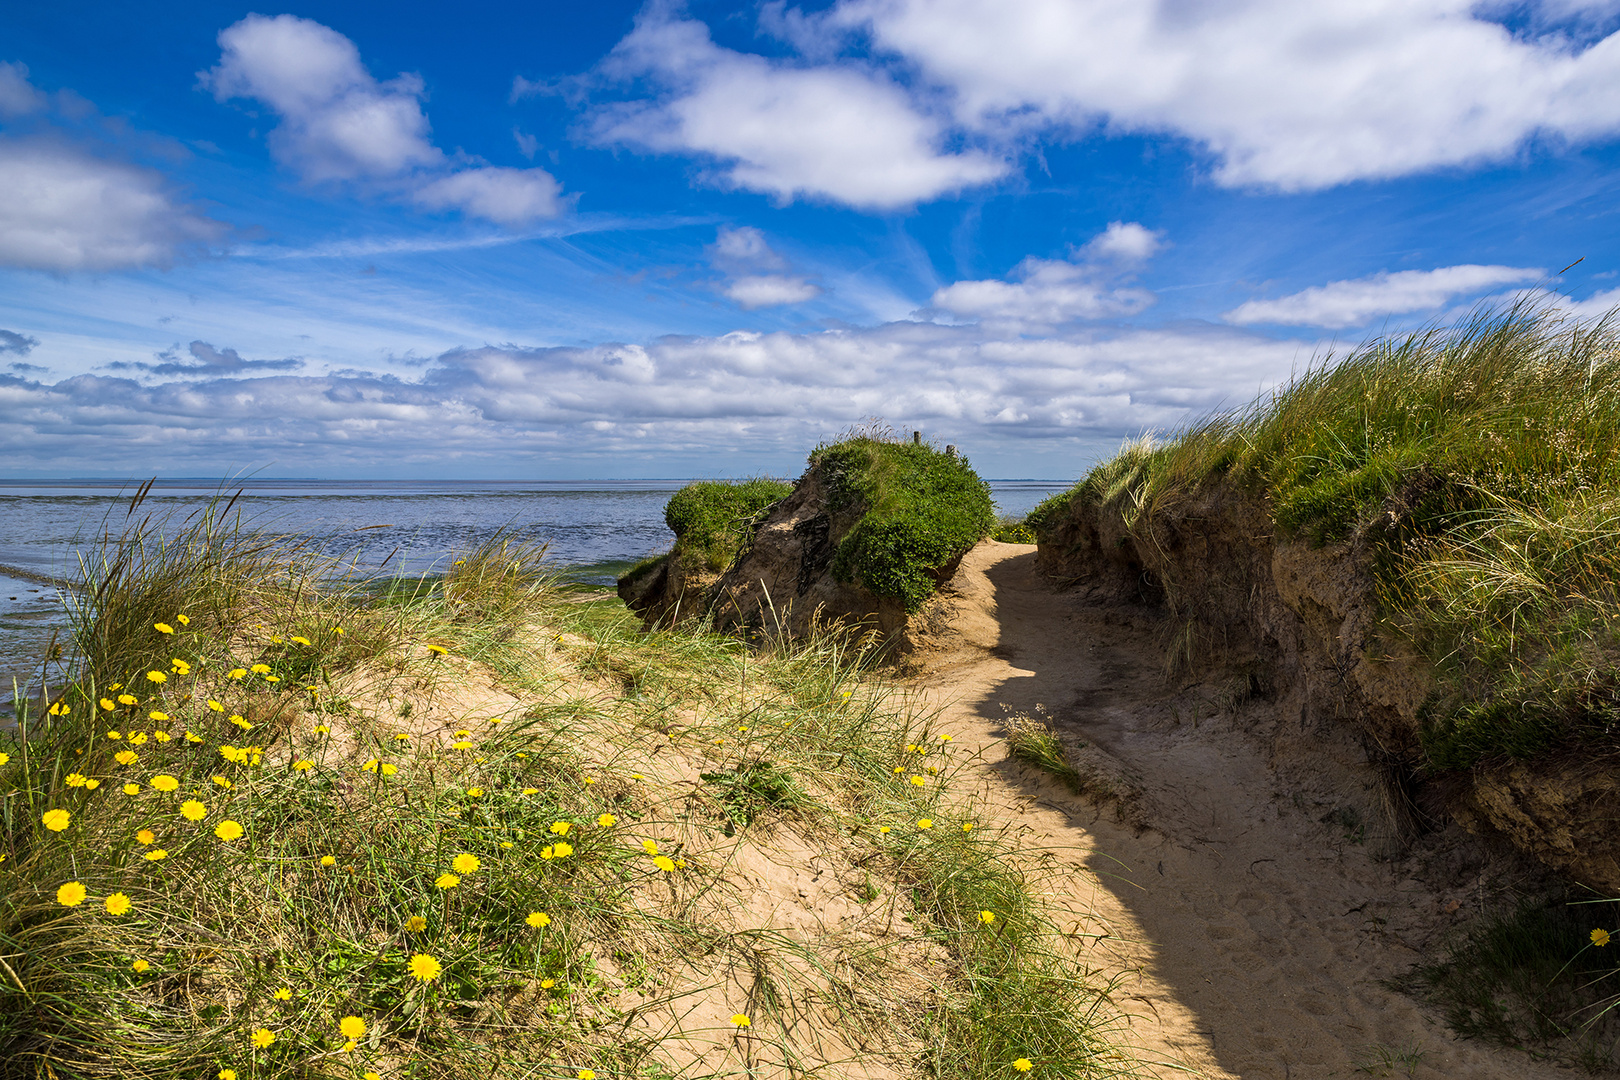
(1001, 713), (1084, 793)
(661, 478), (793, 572)
(2, 505), (1133, 1080)
(1035, 299), (1620, 769)
(990, 517), (1037, 545)
(1401, 896), (1620, 1068)
(810, 435), (996, 613)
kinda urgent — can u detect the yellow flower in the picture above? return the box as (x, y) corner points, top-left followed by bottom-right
(577, 1071), (595, 1080)
(249, 663), (270, 675)
(393, 732), (410, 741)
(136, 829), (155, 845)
(979, 910), (996, 925)
(151, 774), (179, 792)
(652, 855), (676, 872)
(549, 821), (571, 836)
(83, 779), (100, 790)
(1013, 1059), (1033, 1072)
(48, 701), (69, 715)
(205, 699), (224, 713)
(582, 776), (595, 785)
(500, 841), (514, 849)
(42, 808), (71, 832)
(362, 758), (380, 773)
(214, 820), (244, 842)
(551, 841), (574, 857)
(249, 1028), (275, 1049)
(272, 987), (291, 1001)
(465, 787), (483, 797)
(118, 694), (138, 706)
(65, 773), (88, 787)
(145, 671), (166, 684)
(540, 978), (556, 989)
(939, 733), (953, 742)
(115, 750), (138, 766)
(641, 839), (659, 855)
(170, 659), (190, 675)
(123, 783), (141, 795)
(184, 731), (203, 743)
(878, 826), (891, 834)
(424, 643), (448, 656)
(597, 813), (617, 828)
(909, 775), (926, 787)
(522, 787), (540, 795)
(1595, 928), (1613, 947)
(339, 1015), (365, 1039)
(526, 911), (552, 928)
(230, 716), (252, 730)
(451, 853), (480, 874)
(104, 892), (132, 916)
(962, 822), (974, 833)
(217, 1069), (234, 1080)
(291, 636), (312, 647)
(156, 622), (175, 634)
(293, 760), (314, 771)
(917, 818), (933, 829)
(263, 675), (281, 683)
(730, 1013), (751, 1028)
(144, 849), (169, 861)
(364, 1074), (380, 1080)
(133, 959), (151, 973)
(228, 668), (247, 680)
(99, 698), (115, 711)
(153, 730), (171, 742)
(0, 752), (8, 766)
(450, 740), (474, 750)
(320, 855), (336, 866)
(380, 763), (397, 776)
(406, 915), (427, 932)
(341, 1039), (357, 1053)
(56, 881), (87, 906)
(212, 776), (233, 789)
(313, 724), (330, 734)
(408, 953), (442, 982)
(434, 873), (460, 889)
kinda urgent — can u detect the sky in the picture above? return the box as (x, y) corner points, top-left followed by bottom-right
(5, 0), (1620, 480)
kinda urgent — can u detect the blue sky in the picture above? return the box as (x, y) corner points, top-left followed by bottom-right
(5, 0), (1620, 479)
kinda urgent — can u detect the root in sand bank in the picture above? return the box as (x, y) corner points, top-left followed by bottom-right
(912, 541), (1572, 1080)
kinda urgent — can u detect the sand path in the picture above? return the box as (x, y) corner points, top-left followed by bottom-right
(914, 542), (1566, 1080)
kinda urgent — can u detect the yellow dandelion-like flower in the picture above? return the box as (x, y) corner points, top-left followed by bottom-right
(214, 820), (244, 842)
(272, 987), (291, 1001)
(99, 697), (115, 711)
(313, 724), (330, 734)
(144, 849), (169, 861)
(228, 668), (247, 680)
(152, 730), (171, 742)
(338, 1015), (365, 1039)
(909, 775), (926, 787)
(151, 774), (180, 792)
(879, 825), (891, 834)
(731, 1013), (751, 1027)
(42, 808), (71, 832)
(205, 699), (224, 713)
(582, 776), (595, 785)
(129, 731), (148, 745)
(408, 953), (442, 982)
(48, 701), (68, 715)
(65, 773), (88, 787)
(597, 813), (617, 828)
(454, 728), (472, 738)
(0, 752), (7, 766)
(641, 839), (659, 855)
(217, 1070), (234, 1080)
(320, 855), (336, 866)
(917, 818), (933, 829)
(1012, 1058), (1033, 1072)
(119, 693), (139, 706)
(184, 731), (203, 743)
(500, 840), (514, 849)
(291, 636), (312, 647)
(526, 911), (551, 928)
(145, 671), (166, 684)
(1595, 928), (1613, 947)
(133, 959), (151, 973)
(249, 1028), (275, 1049)
(541, 845), (555, 859)
(979, 910), (996, 925)
(249, 663), (270, 675)
(450, 740), (473, 750)
(156, 618), (175, 633)
(104, 892), (132, 916)
(549, 821), (571, 836)
(380, 763), (397, 776)
(56, 881), (87, 906)
(393, 732), (410, 741)
(176, 613), (189, 625)
(521, 787), (539, 795)
(293, 760), (314, 771)
(434, 873), (460, 889)
(652, 855), (676, 872)
(939, 733), (954, 742)
(136, 828), (155, 845)
(170, 659), (190, 675)
(363, 1074), (379, 1080)
(540, 977), (556, 989)
(230, 716), (252, 730)
(892, 766), (904, 774)
(362, 758), (380, 773)
(84, 779), (100, 790)
(212, 776), (233, 789)
(962, 822), (974, 833)
(451, 852), (480, 874)
(424, 643), (448, 656)
(123, 783), (141, 795)
(465, 787), (483, 797)
(577, 1071), (595, 1080)
(263, 675), (280, 683)
(115, 750), (138, 766)
(554, 841), (575, 857)
(406, 915), (427, 932)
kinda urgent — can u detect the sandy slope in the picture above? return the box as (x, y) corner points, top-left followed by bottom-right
(913, 542), (1569, 1080)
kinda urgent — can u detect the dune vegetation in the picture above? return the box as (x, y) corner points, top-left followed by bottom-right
(0, 496), (1129, 1080)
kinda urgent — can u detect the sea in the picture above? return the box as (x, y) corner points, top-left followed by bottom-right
(0, 477), (1070, 694)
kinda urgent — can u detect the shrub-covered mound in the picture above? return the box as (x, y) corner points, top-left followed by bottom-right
(662, 477), (793, 572)
(1038, 302), (1620, 772)
(810, 436), (996, 614)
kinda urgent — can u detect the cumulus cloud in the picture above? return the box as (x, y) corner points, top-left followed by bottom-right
(0, 138), (225, 272)
(833, 0), (1620, 190)
(0, 319), (1308, 472)
(0, 61), (46, 118)
(591, 7), (1006, 209)
(929, 221), (1160, 328)
(1224, 264), (1545, 328)
(201, 14), (565, 224)
(137, 340), (304, 377)
(0, 329), (39, 356)
(708, 226), (822, 309)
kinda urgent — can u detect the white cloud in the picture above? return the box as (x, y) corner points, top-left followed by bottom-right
(0, 62), (46, 119)
(1224, 264), (1545, 328)
(708, 226), (821, 309)
(725, 275), (823, 309)
(0, 139), (225, 272)
(593, 8), (1006, 209)
(929, 222), (1159, 327)
(202, 14), (564, 224)
(835, 0), (1620, 190)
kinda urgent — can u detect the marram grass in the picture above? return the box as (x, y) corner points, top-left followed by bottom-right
(1, 504), (1134, 1080)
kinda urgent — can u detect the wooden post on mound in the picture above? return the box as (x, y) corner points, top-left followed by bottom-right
(912, 430), (921, 444)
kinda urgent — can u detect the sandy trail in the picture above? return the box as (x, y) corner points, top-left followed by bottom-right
(914, 542), (1565, 1080)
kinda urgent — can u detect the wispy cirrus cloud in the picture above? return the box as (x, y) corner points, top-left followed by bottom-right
(1224, 264), (1545, 328)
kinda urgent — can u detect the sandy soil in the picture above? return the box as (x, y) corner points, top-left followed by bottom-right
(913, 542), (1570, 1080)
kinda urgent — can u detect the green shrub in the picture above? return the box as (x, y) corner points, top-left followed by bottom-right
(810, 437), (995, 612)
(662, 478), (792, 571)
(1039, 299), (1620, 769)
(991, 516), (1037, 544)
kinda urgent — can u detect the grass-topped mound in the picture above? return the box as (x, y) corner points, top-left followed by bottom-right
(1034, 301), (1620, 772)
(809, 435), (995, 614)
(662, 477), (792, 573)
(2, 499), (1128, 1080)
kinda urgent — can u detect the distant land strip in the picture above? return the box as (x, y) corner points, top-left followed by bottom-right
(0, 563), (79, 590)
